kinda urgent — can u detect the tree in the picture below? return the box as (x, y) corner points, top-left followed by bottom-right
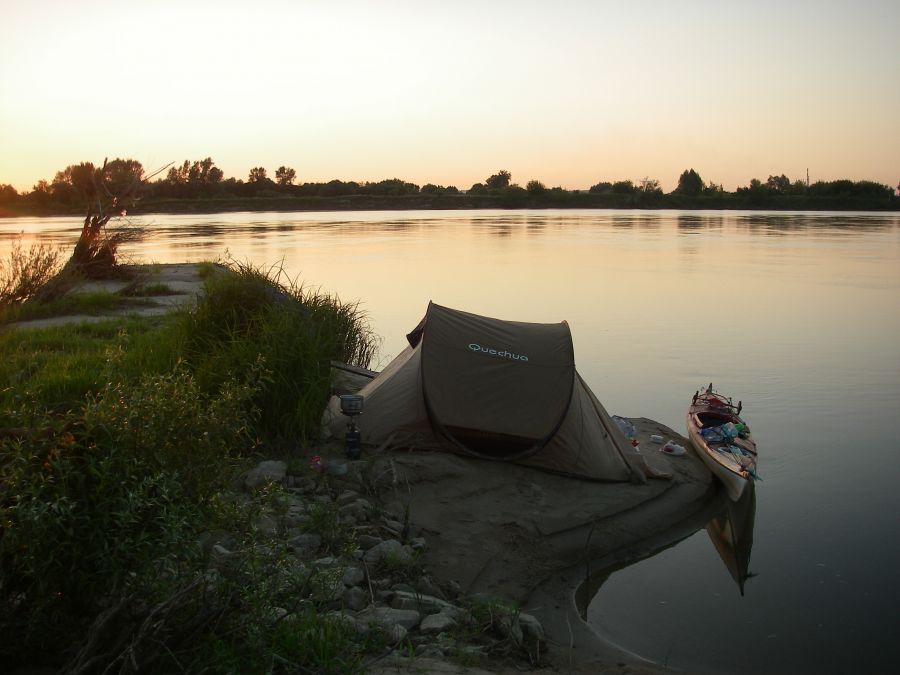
(0, 183), (18, 205)
(275, 166), (296, 186)
(485, 170), (511, 190)
(611, 180), (635, 194)
(248, 167), (268, 183)
(766, 174), (790, 194)
(526, 180), (546, 195)
(639, 177), (662, 194)
(675, 169), (704, 196)
(589, 181), (613, 194)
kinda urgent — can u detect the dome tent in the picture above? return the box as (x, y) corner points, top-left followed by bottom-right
(326, 302), (645, 483)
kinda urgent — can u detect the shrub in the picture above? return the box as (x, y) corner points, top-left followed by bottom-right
(178, 260), (377, 442)
(0, 367), (260, 663)
(0, 237), (61, 313)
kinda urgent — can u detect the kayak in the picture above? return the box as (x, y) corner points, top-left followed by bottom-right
(687, 384), (758, 501)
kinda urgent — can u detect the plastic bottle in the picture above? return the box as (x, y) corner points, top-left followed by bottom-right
(650, 434), (664, 444)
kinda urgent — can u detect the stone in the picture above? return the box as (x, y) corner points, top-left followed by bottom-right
(255, 514), (279, 536)
(420, 612), (457, 634)
(518, 612), (545, 644)
(244, 460), (287, 491)
(358, 534), (382, 550)
(363, 538), (412, 565)
(358, 606), (422, 630)
(342, 586), (369, 612)
(496, 614), (524, 647)
(383, 518), (404, 533)
(324, 610), (358, 632)
(292, 476), (317, 492)
(390, 590), (457, 615)
(383, 623), (408, 644)
(414, 644), (446, 658)
(311, 570), (345, 603)
(312, 556), (338, 568)
(409, 536), (427, 551)
(337, 490), (360, 505)
(209, 544), (234, 571)
(415, 575), (446, 600)
(341, 565), (365, 587)
(287, 532), (321, 558)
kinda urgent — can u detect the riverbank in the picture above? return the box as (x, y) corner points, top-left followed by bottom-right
(2, 262), (720, 673)
(3, 190), (898, 219)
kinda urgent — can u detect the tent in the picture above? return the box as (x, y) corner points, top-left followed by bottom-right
(325, 302), (645, 482)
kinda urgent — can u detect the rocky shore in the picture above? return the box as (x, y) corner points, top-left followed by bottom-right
(10, 262), (719, 673)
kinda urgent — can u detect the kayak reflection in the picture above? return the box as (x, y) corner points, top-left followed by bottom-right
(705, 481), (757, 596)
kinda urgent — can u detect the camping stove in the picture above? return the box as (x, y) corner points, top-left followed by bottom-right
(339, 394), (364, 460)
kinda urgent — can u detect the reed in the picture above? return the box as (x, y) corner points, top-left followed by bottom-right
(178, 259), (378, 442)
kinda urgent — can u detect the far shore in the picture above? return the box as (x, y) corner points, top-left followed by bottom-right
(2, 191), (899, 220)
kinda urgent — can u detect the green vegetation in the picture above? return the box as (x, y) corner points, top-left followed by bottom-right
(2, 161), (896, 217)
(0, 261), (379, 672)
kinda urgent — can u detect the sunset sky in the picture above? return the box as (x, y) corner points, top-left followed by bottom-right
(1, 0), (897, 193)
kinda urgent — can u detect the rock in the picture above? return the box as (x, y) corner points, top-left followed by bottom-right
(409, 536), (427, 551)
(311, 570), (345, 603)
(383, 623), (408, 644)
(363, 538), (413, 565)
(445, 580), (462, 599)
(518, 612), (545, 644)
(420, 612), (457, 634)
(358, 534), (382, 550)
(244, 460), (287, 491)
(415, 575), (446, 600)
(414, 644), (446, 658)
(358, 606), (422, 630)
(341, 565), (365, 587)
(390, 590), (458, 615)
(383, 518), (403, 533)
(497, 614), (524, 647)
(255, 514), (279, 536)
(337, 490), (360, 505)
(392, 582), (416, 593)
(209, 544), (234, 571)
(324, 610), (358, 632)
(287, 532), (321, 558)
(342, 586), (369, 612)
(292, 477), (317, 493)
(312, 556), (338, 568)
(283, 505), (309, 528)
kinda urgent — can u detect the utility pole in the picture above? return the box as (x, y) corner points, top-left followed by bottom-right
(806, 168), (810, 187)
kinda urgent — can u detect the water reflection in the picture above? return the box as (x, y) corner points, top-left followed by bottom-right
(705, 483), (757, 596)
(735, 213), (895, 234)
(579, 483), (758, 619)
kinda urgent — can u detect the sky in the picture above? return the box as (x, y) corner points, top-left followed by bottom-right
(1, 0), (898, 193)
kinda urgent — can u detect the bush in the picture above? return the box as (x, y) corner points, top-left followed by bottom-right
(0, 367), (260, 663)
(0, 237), (61, 312)
(178, 260), (377, 442)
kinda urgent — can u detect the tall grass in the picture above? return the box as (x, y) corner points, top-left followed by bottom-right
(178, 260), (378, 442)
(0, 237), (61, 320)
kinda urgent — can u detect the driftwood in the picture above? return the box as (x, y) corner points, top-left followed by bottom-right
(34, 159), (171, 302)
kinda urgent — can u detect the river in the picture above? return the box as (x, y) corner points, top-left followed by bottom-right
(3, 209), (899, 674)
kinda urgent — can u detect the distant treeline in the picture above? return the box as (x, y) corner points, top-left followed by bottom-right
(1, 160), (897, 216)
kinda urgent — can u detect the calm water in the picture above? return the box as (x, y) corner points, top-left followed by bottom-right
(4, 209), (899, 673)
